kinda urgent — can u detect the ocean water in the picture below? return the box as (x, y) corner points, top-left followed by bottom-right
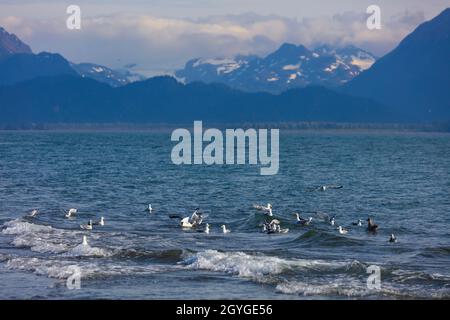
(0, 130), (449, 299)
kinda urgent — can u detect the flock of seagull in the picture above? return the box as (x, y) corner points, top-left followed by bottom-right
(251, 202), (396, 242)
(24, 184), (398, 247)
(27, 208), (106, 246)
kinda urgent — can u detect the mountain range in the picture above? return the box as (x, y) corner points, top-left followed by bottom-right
(0, 75), (390, 124)
(176, 44), (376, 93)
(343, 8), (450, 121)
(0, 8), (449, 126)
(0, 27), (140, 87)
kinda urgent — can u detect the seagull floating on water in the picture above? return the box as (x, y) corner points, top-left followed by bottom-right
(29, 209), (39, 217)
(294, 213), (312, 226)
(352, 219), (363, 226)
(367, 218), (378, 232)
(147, 204), (153, 213)
(389, 234), (397, 243)
(80, 220), (93, 230)
(65, 208), (77, 218)
(330, 216), (336, 226)
(317, 185), (343, 191)
(93, 216), (105, 226)
(276, 224), (289, 234)
(253, 203), (273, 216)
(337, 226), (348, 234)
(180, 208), (203, 228)
(263, 219), (289, 234)
(82, 235), (88, 246)
(221, 225), (231, 234)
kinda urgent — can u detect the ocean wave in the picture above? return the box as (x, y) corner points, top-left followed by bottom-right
(1, 219), (185, 261)
(390, 269), (450, 284)
(2, 219), (53, 235)
(5, 256), (173, 280)
(182, 249), (364, 280)
(418, 245), (450, 258)
(2, 219), (103, 255)
(276, 279), (450, 299)
(275, 280), (376, 297)
(62, 243), (111, 258)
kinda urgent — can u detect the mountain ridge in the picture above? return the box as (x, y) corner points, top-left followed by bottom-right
(0, 27), (32, 59)
(343, 7), (450, 121)
(176, 43), (376, 93)
(0, 74), (392, 124)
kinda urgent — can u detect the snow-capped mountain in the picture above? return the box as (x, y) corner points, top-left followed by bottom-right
(71, 63), (144, 87)
(0, 25), (144, 87)
(176, 43), (376, 93)
(0, 27), (32, 59)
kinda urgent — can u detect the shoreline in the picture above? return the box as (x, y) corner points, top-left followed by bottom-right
(0, 122), (449, 133)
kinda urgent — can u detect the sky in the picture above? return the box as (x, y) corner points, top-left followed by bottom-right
(0, 0), (449, 75)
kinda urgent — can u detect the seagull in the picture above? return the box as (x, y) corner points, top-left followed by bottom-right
(276, 224), (289, 234)
(330, 216), (336, 226)
(180, 217), (193, 228)
(263, 219), (288, 234)
(180, 208), (203, 228)
(389, 234), (397, 243)
(28, 209), (39, 217)
(253, 203), (273, 216)
(262, 223), (268, 232)
(337, 226), (348, 234)
(221, 225), (231, 234)
(93, 216), (105, 226)
(317, 185), (343, 191)
(367, 218), (378, 232)
(65, 208), (77, 218)
(262, 221), (276, 234)
(82, 235), (88, 246)
(352, 219), (363, 226)
(294, 213), (312, 225)
(205, 223), (210, 234)
(80, 220), (93, 230)
(147, 204), (153, 213)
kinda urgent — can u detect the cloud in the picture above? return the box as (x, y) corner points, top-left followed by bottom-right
(0, 10), (427, 75)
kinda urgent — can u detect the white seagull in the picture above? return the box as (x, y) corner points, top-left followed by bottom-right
(29, 209), (39, 217)
(330, 217), (336, 226)
(93, 216), (105, 226)
(337, 226), (348, 234)
(80, 219), (93, 230)
(264, 219), (289, 234)
(317, 185), (343, 191)
(221, 225), (231, 234)
(82, 235), (88, 246)
(352, 219), (363, 227)
(253, 203), (273, 216)
(389, 234), (397, 243)
(147, 204), (153, 213)
(295, 213), (312, 226)
(180, 209), (203, 228)
(65, 208), (77, 218)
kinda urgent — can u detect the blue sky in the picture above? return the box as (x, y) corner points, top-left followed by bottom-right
(0, 0), (448, 75)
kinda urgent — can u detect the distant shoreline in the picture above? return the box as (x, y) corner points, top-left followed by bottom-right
(0, 121), (449, 133)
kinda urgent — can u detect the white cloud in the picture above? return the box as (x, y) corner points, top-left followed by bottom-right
(0, 10), (427, 75)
